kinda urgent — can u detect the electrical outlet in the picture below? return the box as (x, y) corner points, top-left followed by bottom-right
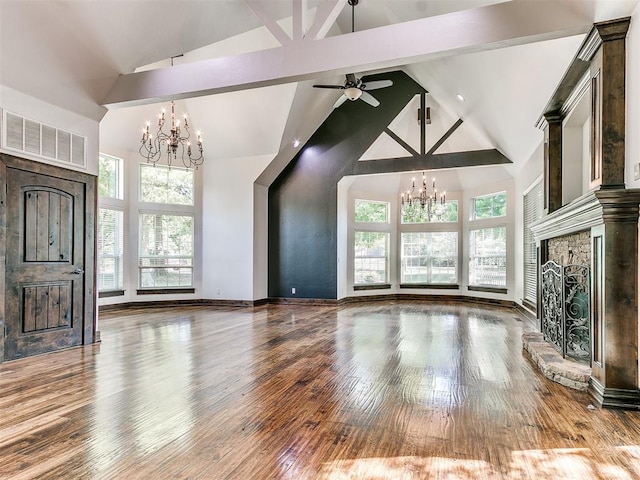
(216, 289), (221, 295)
(292, 287), (296, 295)
(635, 163), (640, 181)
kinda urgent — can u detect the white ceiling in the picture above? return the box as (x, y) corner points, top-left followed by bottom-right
(1, 0), (639, 188)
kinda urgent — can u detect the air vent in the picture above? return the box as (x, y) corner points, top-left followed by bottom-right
(1, 110), (87, 168)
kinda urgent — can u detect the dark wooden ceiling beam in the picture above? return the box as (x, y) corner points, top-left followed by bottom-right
(383, 128), (419, 157)
(352, 149), (511, 175)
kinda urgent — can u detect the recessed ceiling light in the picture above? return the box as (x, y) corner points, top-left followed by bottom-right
(456, 94), (465, 102)
(293, 139), (300, 148)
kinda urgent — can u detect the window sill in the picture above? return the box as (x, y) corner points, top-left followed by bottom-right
(354, 284), (391, 291)
(136, 288), (195, 295)
(98, 289), (125, 298)
(468, 285), (508, 295)
(399, 284), (459, 290)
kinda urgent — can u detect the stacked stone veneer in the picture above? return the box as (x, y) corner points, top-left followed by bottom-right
(548, 230), (591, 266)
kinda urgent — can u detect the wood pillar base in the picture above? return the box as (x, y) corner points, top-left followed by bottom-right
(589, 377), (640, 410)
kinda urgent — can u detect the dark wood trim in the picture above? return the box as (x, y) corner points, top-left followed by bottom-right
(353, 284), (391, 291)
(514, 302), (537, 324)
(98, 294), (525, 312)
(136, 288), (196, 295)
(468, 286), (508, 295)
(521, 299), (537, 314)
(589, 377), (640, 410)
(426, 119), (463, 156)
(99, 298), (257, 313)
(353, 149), (511, 176)
(98, 290), (125, 298)
(399, 283), (459, 290)
(384, 128), (418, 157)
(267, 297), (338, 306)
(0, 159), (6, 363)
(544, 112), (563, 213)
(340, 293), (517, 309)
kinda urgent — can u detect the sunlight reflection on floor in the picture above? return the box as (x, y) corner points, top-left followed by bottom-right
(320, 446), (640, 479)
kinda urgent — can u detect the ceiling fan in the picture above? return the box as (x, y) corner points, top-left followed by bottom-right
(312, 0), (393, 108)
(313, 73), (393, 108)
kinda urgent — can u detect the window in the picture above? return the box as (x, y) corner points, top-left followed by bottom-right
(140, 163), (194, 205)
(401, 200), (458, 224)
(139, 213), (193, 288)
(98, 153), (124, 294)
(401, 232), (457, 284)
(469, 227), (507, 288)
(523, 181), (543, 305)
(471, 192), (506, 220)
(97, 208), (124, 291)
(354, 231), (389, 285)
(99, 154), (123, 199)
(355, 199), (389, 223)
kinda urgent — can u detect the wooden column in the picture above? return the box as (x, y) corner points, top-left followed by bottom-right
(544, 112), (563, 214)
(594, 18), (629, 188)
(590, 191), (640, 409)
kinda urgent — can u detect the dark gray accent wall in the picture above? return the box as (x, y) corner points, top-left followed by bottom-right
(268, 71), (424, 299)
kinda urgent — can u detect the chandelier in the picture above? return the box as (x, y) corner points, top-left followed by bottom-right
(139, 101), (204, 169)
(400, 172), (446, 220)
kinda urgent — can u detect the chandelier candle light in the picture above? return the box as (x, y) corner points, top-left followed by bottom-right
(140, 101), (204, 169)
(401, 172), (446, 218)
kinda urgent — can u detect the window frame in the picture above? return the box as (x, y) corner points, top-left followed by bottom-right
(137, 162), (197, 292)
(354, 199), (390, 224)
(98, 153), (124, 200)
(401, 199), (459, 224)
(138, 210), (195, 291)
(139, 163), (195, 206)
(470, 191), (507, 220)
(97, 153), (125, 296)
(468, 226), (507, 290)
(400, 231), (459, 286)
(354, 230), (390, 287)
(97, 207), (125, 293)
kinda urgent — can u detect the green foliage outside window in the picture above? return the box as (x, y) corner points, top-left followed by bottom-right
(472, 192), (506, 219)
(140, 164), (194, 205)
(139, 213), (194, 288)
(99, 154), (122, 199)
(401, 201), (458, 224)
(354, 231), (388, 284)
(355, 199), (389, 223)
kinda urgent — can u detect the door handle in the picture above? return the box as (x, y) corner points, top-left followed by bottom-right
(71, 268), (85, 275)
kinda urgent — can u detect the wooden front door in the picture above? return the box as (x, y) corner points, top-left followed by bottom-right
(4, 166), (88, 360)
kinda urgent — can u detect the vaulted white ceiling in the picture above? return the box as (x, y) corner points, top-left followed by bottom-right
(1, 0), (638, 186)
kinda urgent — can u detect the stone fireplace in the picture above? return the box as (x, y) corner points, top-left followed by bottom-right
(530, 17), (640, 409)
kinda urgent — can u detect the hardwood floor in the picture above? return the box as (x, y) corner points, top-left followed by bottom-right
(2, 302), (640, 479)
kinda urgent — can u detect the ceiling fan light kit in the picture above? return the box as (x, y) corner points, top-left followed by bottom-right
(344, 87), (362, 101)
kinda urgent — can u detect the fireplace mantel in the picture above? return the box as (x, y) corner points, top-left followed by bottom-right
(531, 189), (640, 244)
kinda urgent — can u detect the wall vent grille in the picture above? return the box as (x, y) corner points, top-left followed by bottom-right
(1, 110), (86, 168)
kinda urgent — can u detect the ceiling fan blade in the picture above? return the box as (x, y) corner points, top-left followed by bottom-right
(359, 91), (380, 107)
(362, 80), (393, 91)
(345, 73), (357, 84)
(313, 84), (345, 89)
(333, 94), (348, 109)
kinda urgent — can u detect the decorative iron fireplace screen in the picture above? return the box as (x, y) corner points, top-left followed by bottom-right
(541, 261), (591, 363)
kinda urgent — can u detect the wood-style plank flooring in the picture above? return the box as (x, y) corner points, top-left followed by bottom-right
(2, 302), (640, 479)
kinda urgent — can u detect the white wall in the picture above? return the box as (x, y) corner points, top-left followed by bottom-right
(201, 153), (273, 301)
(0, 85), (99, 175)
